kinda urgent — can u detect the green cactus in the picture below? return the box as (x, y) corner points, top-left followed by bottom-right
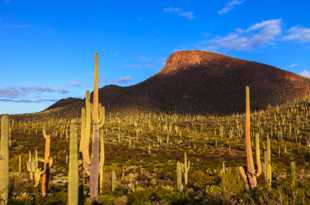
(182, 152), (191, 186)
(18, 155), (22, 174)
(176, 161), (183, 192)
(290, 161), (296, 190)
(0, 115), (9, 205)
(68, 120), (79, 205)
(26, 150), (36, 180)
(265, 136), (272, 188)
(111, 170), (116, 192)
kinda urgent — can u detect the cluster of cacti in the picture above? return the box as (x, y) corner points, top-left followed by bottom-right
(79, 53), (105, 202)
(26, 150), (40, 183)
(26, 128), (53, 197)
(5, 53), (310, 203)
(68, 120), (79, 205)
(176, 152), (191, 191)
(0, 116), (9, 205)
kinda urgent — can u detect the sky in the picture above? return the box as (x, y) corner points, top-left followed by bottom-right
(0, 0), (310, 114)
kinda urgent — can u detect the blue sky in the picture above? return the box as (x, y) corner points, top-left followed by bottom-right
(0, 0), (310, 114)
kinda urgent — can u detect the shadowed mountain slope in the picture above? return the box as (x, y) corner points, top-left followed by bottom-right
(46, 50), (310, 115)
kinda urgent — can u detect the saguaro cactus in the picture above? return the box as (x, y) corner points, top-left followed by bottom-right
(290, 161), (296, 189)
(18, 155), (22, 174)
(68, 120), (79, 205)
(176, 161), (183, 192)
(111, 170), (116, 192)
(182, 152), (191, 186)
(42, 128), (52, 198)
(239, 86), (262, 189)
(80, 53), (105, 202)
(0, 115), (9, 205)
(265, 136), (272, 188)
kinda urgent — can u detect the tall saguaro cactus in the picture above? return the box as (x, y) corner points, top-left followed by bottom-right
(0, 115), (9, 205)
(80, 53), (105, 203)
(239, 86), (262, 189)
(68, 120), (79, 205)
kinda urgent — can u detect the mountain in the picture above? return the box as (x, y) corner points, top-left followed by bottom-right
(46, 50), (310, 115)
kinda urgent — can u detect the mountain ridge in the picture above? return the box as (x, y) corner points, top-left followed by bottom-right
(45, 50), (310, 115)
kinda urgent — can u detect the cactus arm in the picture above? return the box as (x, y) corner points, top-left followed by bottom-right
(34, 168), (45, 188)
(99, 127), (105, 194)
(80, 92), (92, 166)
(98, 105), (105, 128)
(255, 134), (262, 177)
(238, 167), (249, 190)
(93, 52), (100, 124)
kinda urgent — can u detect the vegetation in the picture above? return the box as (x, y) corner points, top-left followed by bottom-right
(1, 53), (310, 204)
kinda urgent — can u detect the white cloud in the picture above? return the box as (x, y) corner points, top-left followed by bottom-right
(283, 26), (310, 42)
(206, 19), (282, 51)
(163, 7), (195, 20)
(299, 70), (310, 78)
(218, 0), (246, 15)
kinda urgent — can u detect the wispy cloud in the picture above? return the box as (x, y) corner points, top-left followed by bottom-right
(299, 70), (310, 78)
(125, 56), (166, 70)
(283, 26), (310, 42)
(206, 19), (282, 51)
(218, 0), (246, 15)
(0, 86), (68, 98)
(0, 98), (58, 103)
(0, 21), (32, 32)
(113, 76), (132, 85)
(163, 7), (195, 20)
(0, 86), (68, 103)
(286, 64), (298, 69)
(69, 80), (82, 88)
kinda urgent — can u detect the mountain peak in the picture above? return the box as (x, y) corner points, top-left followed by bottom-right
(161, 50), (245, 74)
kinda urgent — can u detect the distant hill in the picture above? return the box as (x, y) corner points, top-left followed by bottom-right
(45, 50), (310, 115)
